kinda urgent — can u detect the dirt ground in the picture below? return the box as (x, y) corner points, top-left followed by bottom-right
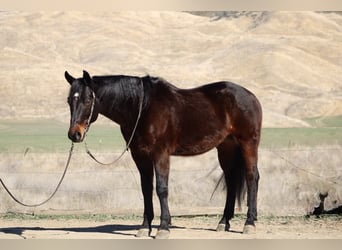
(0, 214), (341, 239)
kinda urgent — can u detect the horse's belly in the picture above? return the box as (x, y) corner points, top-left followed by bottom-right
(172, 146), (213, 156)
(172, 132), (228, 156)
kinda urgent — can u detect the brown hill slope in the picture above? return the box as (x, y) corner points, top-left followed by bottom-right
(0, 11), (341, 127)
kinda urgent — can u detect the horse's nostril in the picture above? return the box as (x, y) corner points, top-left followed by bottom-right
(75, 131), (82, 141)
(68, 130), (83, 142)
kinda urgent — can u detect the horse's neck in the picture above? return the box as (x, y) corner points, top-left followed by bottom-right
(95, 80), (140, 127)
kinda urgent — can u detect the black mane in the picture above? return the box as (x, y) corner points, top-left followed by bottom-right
(93, 75), (158, 116)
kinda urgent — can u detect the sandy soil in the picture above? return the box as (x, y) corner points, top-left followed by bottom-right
(0, 215), (341, 239)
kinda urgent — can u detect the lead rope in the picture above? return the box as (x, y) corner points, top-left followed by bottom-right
(0, 142), (74, 207)
(84, 79), (144, 165)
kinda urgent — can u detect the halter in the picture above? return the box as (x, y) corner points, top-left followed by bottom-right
(84, 79), (145, 165)
(84, 90), (96, 136)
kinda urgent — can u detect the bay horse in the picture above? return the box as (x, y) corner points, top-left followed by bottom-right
(65, 70), (262, 239)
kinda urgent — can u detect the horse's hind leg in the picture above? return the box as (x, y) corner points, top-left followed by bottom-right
(240, 138), (260, 234)
(216, 136), (245, 232)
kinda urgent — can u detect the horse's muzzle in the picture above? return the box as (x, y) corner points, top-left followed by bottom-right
(68, 124), (86, 143)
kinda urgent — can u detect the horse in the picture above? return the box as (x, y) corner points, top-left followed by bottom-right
(65, 70), (262, 239)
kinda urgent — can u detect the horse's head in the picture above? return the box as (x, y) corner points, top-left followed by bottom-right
(65, 70), (98, 143)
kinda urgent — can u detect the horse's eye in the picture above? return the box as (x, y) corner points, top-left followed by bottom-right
(73, 92), (80, 101)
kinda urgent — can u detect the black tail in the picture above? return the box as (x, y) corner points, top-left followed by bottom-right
(212, 142), (246, 208)
(232, 147), (246, 208)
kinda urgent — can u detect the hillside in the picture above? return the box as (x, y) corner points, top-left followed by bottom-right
(0, 11), (341, 127)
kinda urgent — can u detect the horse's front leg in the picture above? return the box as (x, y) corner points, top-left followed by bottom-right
(154, 152), (171, 239)
(131, 151), (154, 237)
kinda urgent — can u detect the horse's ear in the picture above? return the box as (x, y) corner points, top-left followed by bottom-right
(65, 71), (75, 85)
(83, 70), (92, 88)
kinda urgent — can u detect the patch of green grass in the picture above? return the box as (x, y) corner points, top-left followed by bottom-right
(261, 116), (342, 148)
(1, 117), (341, 153)
(304, 115), (342, 128)
(0, 119), (125, 153)
(260, 127), (342, 148)
(260, 115), (341, 148)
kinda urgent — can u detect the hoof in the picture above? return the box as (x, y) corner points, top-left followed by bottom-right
(243, 225), (256, 234)
(155, 229), (170, 239)
(216, 223), (229, 232)
(135, 228), (151, 238)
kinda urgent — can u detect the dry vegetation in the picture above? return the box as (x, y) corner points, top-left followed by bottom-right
(0, 11), (341, 127)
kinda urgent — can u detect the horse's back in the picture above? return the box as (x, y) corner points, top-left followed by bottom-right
(181, 81), (262, 143)
(193, 81), (262, 124)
